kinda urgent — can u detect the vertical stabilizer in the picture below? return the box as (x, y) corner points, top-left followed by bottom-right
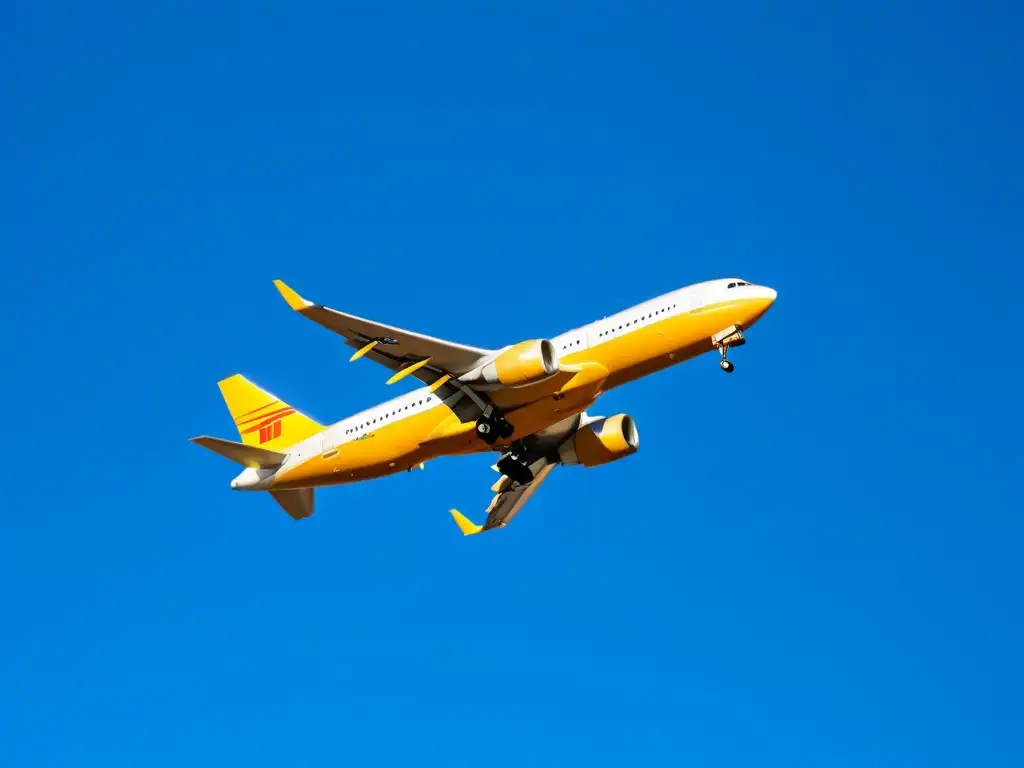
(217, 374), (323, 451)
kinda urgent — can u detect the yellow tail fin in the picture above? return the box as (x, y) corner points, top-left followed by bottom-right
(218, 374), (323, 451)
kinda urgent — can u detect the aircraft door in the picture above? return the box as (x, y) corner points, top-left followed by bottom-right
(321, 427), (338, 459)
(683, 290), (700, 312)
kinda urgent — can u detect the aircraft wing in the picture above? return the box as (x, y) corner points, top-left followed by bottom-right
(274, 280), (495, 381)
(449, 461), (556, 535)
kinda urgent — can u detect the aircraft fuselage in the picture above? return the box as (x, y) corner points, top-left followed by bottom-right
(255, 278), (776, 491)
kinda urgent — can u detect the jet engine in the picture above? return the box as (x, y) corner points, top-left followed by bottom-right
(472, 339), (560, 387)
(558, 414), (640, 468)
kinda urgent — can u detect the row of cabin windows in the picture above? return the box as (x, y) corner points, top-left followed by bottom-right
(597, 303), (677, 338)
(727, 281), (751, 288)
(560, 339), (583, 350)
(344, 397), (433, 434)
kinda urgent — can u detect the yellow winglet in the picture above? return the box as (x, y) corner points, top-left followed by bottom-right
(273, 279), (313, 311)
(449, 509), (484, 536)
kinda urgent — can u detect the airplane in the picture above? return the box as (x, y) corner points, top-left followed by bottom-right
(191, 278), (777, 534)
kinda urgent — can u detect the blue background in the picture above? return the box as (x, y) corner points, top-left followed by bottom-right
(2, 2), (1021, 765)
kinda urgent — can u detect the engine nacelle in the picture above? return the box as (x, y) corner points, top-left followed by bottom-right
(558, 414), (640, 468)
(475, 339), (559, 387)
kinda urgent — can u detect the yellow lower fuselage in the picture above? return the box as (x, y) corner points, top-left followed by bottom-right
(269, 287), (776, 491)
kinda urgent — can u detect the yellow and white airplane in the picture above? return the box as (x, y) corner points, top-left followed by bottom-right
(192, 278), (776, 534)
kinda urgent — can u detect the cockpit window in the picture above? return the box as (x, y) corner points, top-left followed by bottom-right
(727, 282), (737, 288)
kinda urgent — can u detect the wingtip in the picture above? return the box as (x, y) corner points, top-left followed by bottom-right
(273, 279), (313, 311)
(449, 509), (484, 536)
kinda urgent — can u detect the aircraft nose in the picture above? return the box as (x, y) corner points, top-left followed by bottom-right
(742, 285), (777, 327)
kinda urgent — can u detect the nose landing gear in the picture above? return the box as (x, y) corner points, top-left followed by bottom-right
(712, 324), (745, 374)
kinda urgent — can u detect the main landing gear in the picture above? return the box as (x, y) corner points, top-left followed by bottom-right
(477, 403), (533, 483)
(712, 324), (746, 374)
(496, 441), (534, 485)
(476, 404), (514, 445)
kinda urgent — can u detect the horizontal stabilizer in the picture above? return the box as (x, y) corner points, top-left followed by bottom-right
(449, 509), (484, 536)
(271, 488), (315, 520)
(190, 436), (287, 469)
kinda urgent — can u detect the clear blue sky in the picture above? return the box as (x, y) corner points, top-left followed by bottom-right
(2, 2), (1021, 765)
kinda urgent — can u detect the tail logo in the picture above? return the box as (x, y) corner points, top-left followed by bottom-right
(257, 420), (283, 444)
(235, 402), (295, 444)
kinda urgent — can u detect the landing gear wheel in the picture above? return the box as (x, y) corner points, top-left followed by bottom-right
(713, 324), (745, 375)
(476, 405), (514, 445)
(476, 419), (498, 445)
(497, 452), (534, 485)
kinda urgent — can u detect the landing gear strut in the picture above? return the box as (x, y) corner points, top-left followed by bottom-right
(476, 405), (514, 445)
(496, 441), (534, 485)
(712, 324), (745, 374)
